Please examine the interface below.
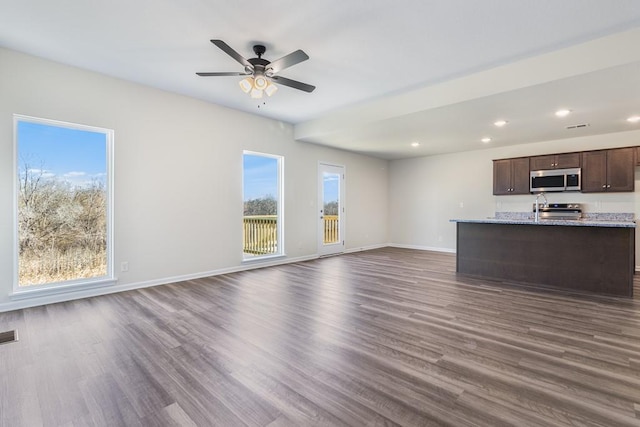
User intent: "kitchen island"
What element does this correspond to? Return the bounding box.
[452,218,635,297]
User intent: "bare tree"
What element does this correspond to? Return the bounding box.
[17,159,107,284]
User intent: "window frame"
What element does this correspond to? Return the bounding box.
[242,150,285,261]
[12,114,115,298]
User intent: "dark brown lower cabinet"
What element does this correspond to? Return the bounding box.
[456,222,634,297]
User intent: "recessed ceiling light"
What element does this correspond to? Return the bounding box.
[555,109,571,117]
[411,142,420,147]
[481,137,491,143]
[494,120,508,127]
[627,115,640,123]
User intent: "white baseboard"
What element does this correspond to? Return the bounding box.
[11,243,629,313]
[0,253,319,313]
[0,244,399,313]
[344,243,389,254]
[388,243,456,254]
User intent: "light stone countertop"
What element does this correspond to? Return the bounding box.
[450,218,636,228]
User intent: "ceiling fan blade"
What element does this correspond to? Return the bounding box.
[196,72,250,77]
[267,50,309,74]
[271,76,315,93]
[210,39,252,69]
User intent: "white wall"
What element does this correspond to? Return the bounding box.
[4,46,638,312]
[0,48,389,311]
[390,130,640,263]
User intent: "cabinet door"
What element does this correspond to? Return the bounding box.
[493,159,513,195]
[530,153,580,170]
[606,147,635,192]
[529,155,556,170]
[511,157,531,194]
[555,152,580,169]
[581,151,608,192]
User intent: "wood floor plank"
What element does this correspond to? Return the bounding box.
[140,402,198,427]
[2,247,640,426]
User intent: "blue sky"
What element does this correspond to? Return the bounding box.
[323,172,339,204]
[243,154,340,203]
[243,154,278,201]
[17,120,107,186]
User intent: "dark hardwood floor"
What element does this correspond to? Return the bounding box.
[1,247,640,426]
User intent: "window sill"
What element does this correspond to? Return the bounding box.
[11,278,117,301]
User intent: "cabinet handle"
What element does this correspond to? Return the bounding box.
[607,184,611,188]
[602,184,606,188]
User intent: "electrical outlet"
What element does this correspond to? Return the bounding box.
[121,261,129,272]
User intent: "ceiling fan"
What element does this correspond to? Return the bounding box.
[197,39,316,98]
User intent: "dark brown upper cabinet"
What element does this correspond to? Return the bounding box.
[581,147,635,192]
[493,157,530,195]
[529,153,580,170]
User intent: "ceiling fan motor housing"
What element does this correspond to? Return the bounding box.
[248,58,271,77]
[253,44,266,57]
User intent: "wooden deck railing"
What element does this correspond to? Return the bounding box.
[323,215,339,244]
[243,215,340,254]
[243,215,278,255]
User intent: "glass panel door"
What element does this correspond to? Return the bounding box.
[318,163,344,256]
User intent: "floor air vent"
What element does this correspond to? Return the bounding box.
[0,330,18,345]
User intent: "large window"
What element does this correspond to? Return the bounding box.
[14,115,114,293]
[242,151,283,259]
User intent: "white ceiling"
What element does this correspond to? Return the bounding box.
[1,1,640,159]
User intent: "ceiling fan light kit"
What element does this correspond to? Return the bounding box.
[264,82,278,97]
[239,76,278,99]
[197,39,315,99]
[239,77,253,93]
[254,75,268,90]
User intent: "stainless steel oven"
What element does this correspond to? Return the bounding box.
[532,203,582,220]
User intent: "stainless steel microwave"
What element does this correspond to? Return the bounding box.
[530,167,581,192]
